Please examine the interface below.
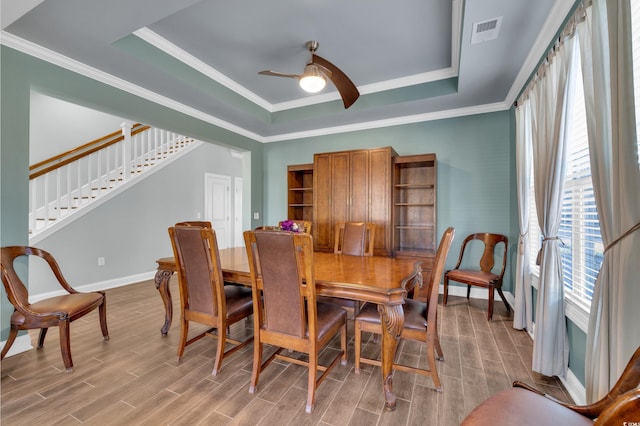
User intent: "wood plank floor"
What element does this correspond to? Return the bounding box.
[1,279,572,425]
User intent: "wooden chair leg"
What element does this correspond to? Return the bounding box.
[466,285,471,299]
[497,287,511,314]
[306,352,318,414]
[426,338,442,392]
[58,320,73,372]
[340,323,348,365]
[249,341,263,394]
[487,287,495,321]
[212,326,226,376]
[443,276,449,305]
[176,319,189,362]
[1,327,18,360]
[38,328,48,348]
[354,322,362,373]
[99,297,109,341]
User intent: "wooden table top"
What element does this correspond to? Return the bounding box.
[157,247,421,306]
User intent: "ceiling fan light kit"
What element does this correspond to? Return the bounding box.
[258,40,360,108]
[299,64,326,93]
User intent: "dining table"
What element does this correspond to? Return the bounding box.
[154,247,423,411]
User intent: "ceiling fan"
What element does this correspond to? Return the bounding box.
[258,41,360,109]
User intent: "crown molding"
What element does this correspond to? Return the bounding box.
[262,101,510,143]
[2,29,508,145]
[1,31,263,142]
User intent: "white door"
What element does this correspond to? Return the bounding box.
[234,177,243,247]
[204,173,231,249]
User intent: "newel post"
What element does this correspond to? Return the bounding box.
[121,122,132,182]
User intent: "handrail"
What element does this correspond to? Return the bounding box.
[29,123,149,180]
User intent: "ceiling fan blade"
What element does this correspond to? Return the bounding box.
[258,70,300,79]
[312,54,360,108]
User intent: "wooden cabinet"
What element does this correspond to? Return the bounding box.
[286,149,435,265]
[392,154,437,258]
[392,154,437,302]
[287,164,314,222]
[313,147,395,255]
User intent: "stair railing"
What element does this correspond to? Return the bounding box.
[29,123,197,235]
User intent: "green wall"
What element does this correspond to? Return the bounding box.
[0,45,264,342]
[0,44,588,390]
[262,111,519,283]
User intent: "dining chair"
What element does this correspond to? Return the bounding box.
[443,233,510,321]
[354,227,455,391]
[168,223,253,376]
[333,222,376,256]
[0,246,109,372]
[318,222,377,319]
[462,346,640,425]
[244,229,347,414]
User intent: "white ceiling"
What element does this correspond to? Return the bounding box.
[1,0,577,142]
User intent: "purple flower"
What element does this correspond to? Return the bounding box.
[280,220,300,232]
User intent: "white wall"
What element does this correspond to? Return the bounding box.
[27,93,246,296]
[29,91,126,164]
[29,142,244,296]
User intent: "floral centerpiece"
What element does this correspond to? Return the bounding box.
[280,219,301,232]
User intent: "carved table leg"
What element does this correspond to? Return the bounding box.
[154,269,174,335]
[377,303,405,411]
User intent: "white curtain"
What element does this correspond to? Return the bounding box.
[577,0,640,402]
[530,34,578,377]
[513,101,533,331]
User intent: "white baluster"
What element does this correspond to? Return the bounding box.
[44,173,50,225]
[55,168,61,220]
[66,163,71,217]
[30,178,37,232]
[121,122,131,182]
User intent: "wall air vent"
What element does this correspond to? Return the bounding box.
[471,16,503,44]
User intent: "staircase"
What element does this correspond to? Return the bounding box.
[29,123,201,239]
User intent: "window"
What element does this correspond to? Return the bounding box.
[558,66,602,310]
[528,3,640,315]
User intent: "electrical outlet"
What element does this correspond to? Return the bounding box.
[98,257,105,266]
[253,212,260,219]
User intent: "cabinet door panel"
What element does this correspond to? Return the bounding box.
[349,150,369,222]
[331,152,351,227]
[313,153,333,251]
[369,148,392,255]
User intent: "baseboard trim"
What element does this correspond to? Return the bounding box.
[1,334,33,358]
[560,368,586,405]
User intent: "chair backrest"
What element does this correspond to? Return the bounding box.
[176,221,212,228]
[1,246,71,310]
[244,230,316,339]
[168,224,226,319]
[425,227,455,304]
[278,220,312,234]
[455,233,508,277]
[334,222,376,256]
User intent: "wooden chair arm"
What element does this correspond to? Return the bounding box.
[401,261,423,297]
[513,346,640,419]
[595,389,640,425]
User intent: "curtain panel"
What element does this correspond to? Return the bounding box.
[578,0,640,403]
[529,33,578,377]
[514,102,533,332]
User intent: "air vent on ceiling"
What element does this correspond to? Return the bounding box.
[471,16,503,44]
